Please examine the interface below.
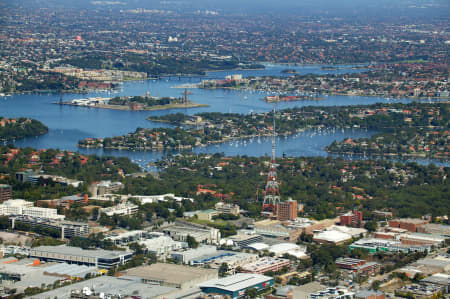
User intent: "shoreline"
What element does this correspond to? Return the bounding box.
[326,150,447,161]
[198,86,450,101]
[54,102,209,111]
[77,129,303,152]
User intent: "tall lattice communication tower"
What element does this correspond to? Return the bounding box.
[261,106,281,216]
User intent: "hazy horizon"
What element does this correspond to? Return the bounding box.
[2,0,449,18]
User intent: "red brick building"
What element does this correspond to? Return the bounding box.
[336,258,380,276]
[277,200,298,221]
[340,210,363,227]
[0,184,12,203]
[336,258,365,270]
[373,232,397,240]
[388,218,429,232]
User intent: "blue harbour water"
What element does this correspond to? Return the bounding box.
[1,64,446,168]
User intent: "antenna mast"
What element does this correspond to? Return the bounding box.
[262,106,280,217]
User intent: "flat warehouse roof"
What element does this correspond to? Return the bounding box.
[31,245,132,259]
[125,263,218,285]
[200,273,273,292]
[28,275,176,299]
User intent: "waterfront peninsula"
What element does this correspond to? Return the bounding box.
[198,63,449,100]
[0,117,48,141]
[79,103,449,160]
[57,94,208,111]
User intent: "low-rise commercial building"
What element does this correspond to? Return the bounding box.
[389,218,429,232]
[286,282,335,299]
[254,219,301,241]
[350,238,434,254]
[416,223,450,238]
[29,174,83,188]
[413,256,450,274]
[38,194,87,209]
[396,283,442,298]
[172,249,236,267]
[310,287,355,299]
[163,222,221,244]
[355,290,385,299]
[335,258,380,276]
[29,245,133,269]
[0,258,43,282]
[375,227,446,247]
[27,275,177,299]
[138,235,184,258]
[89,181,124,196]
[0,199,64,220]
[15,170,39,183]
[268,243,307,258]
[0,199,32,209]
[208,252,259,273]
[399,233,444,247]
[100,203,138,216]
[170,245,218,264]
[11,216,89,238]
[313,230,352,245]
[131,193,194,204]
[58,220,90,238]
[104,230,148,245]
[240,257,290,274]
[336,258,365,270]
[197,209,218,221]
[199,273,274,299]
[420,273,449,294]
[266,286,295,299]
[215,202,240,215]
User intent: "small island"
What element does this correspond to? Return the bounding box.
[56,92,208,111]
[0,117,48,141]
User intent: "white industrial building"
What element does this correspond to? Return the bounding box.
[215,202,240,215]
[90,193,194,203]
[138,234,185,258]
[171,245,218,264]
[313,230,353,245]
[1,199,32,209]
[30,245,132,269]
[269,243,308,259]
[134,193,194,204]
[208,252,259,272]
[163,224,221,245]
[100,203,138,217]
[0,199,64,220]
[328,225,367,238]
[89,181,124,196]
[104,230,148,245]
[313,225,367,245]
